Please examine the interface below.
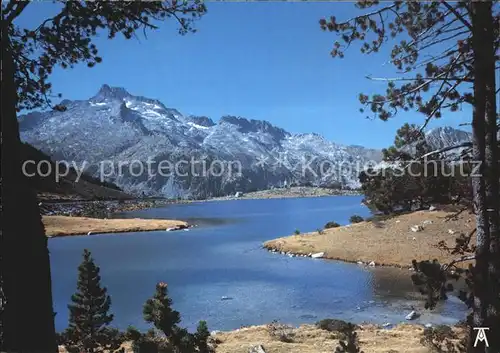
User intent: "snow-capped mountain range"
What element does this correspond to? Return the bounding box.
[18,85,471,198]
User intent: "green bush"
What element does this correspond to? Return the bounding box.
[334,322,363,353]
[420,325,464,353]
[316,319,353,333]
[349,215,364,223]
[324,221,341,229]
[294,229,301,235]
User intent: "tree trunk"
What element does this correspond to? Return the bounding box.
[1,26,58,353]
[469,2,500,352]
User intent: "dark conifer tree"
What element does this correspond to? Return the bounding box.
[61,249,123,353]
[1,3,205,351]
[194,321,212,353]
[320,2,499,351]
[128,282,213,353]
[143,282,182,339]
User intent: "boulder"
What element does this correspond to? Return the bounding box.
[448,229,455,235]
[248,345,266,353]
[405,310,420,320]
[410,225,424,232]
[368,261,376,267]
[311,252,325,258]
[429,205,437,211]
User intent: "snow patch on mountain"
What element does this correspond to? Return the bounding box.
[18,85,465,198]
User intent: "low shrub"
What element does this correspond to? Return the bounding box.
[420,325,465,353]
[324,221,341,229]
[316,319,353,334]
[349,215,364,223]
[294,229,301,235]
[333,322,363,353]
[267,320,295,343]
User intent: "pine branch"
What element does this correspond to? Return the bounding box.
[442,1,473,31]
[365,75,470,83]
[362,70,453,106]
[443,255,476,271]
[3,1,29,23]
[419,142,473,159]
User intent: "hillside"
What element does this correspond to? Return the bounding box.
[21,143,131,200]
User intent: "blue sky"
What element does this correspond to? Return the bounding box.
[16,2,472,148]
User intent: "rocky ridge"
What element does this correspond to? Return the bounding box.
[19,85,471,198]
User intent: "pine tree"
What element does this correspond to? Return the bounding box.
[129,282,213,353]
[194,321,212,353]
[334,323,363,353]
[61,249,123,353]
[143,282,182,339]
[1,3,205,351]
[320,3,499,351]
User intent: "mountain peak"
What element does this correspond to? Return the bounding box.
[219,115,288,139]
[92,84,131,101]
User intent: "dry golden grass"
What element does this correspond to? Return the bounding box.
[43,215,188,237]
[213,323,453,353]
[264,210,475,267]
[57,323,465,353]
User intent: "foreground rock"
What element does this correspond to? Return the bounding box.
[263,210,475,267]
[311,252,325,259]
[43,216,188,237]
[406,310,420,320]
[248,345,266,353]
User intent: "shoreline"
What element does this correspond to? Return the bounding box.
[39,187,361,217]
[39,198,190,218]
[209,187,361,202]
[263,209,475,268]
[43,215,188,237]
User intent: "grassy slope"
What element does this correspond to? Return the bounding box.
[58,323,466,353]
[22,142,131,200]
[213,323,465,353]
[43,216,187,237]
[264,210,475,267]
